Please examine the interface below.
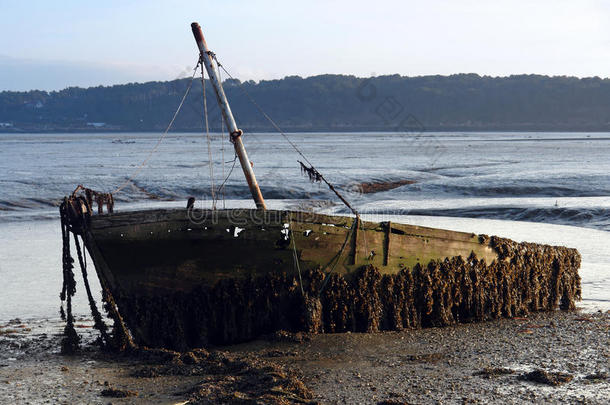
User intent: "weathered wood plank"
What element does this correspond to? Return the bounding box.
[87,208,501,296]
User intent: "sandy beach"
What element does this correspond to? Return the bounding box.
[1,310,608,404]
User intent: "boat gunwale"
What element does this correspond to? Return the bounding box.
[88,208,484,243]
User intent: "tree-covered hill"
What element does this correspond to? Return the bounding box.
[1,73,610,132]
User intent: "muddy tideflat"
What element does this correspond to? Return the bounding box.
[0,310,608,404]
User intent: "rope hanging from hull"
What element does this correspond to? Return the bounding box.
[58,187,135,353]
[72,232,111,347]
[59,197,79,354]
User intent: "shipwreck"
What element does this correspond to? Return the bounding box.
[58,23,581,352]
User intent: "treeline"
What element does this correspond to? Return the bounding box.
[1,73,610,132]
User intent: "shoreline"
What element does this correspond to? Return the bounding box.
[1,310,608,404]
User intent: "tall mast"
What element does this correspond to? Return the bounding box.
[191,22,267,210]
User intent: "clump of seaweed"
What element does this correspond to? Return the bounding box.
[130,347,315,404]
[584,372,609,382]
[473,367,516,378]
[111,236,581,349]
[518,369,574,386]
[100,387,138,398]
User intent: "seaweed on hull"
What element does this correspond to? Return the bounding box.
[114,236,580,351]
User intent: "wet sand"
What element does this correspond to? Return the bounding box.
[1,310,608,404]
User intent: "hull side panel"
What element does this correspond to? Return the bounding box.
[85,209,581,348]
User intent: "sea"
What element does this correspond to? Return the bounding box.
[1,131,609,321]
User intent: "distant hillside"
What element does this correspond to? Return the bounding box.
[1,73,610,132]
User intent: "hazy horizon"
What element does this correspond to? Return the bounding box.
[2,0,609,92]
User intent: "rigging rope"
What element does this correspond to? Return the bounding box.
[213,56,359,217]
[111,58,201,195]
[218,64,226,208]
[288,213,305,296]
[215,154,238,198]
[201,62,216,208]
[298,160,359,217]
[220,123,226,208]
[317,219,357,296]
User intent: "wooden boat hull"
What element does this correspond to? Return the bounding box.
[81,208,581,349]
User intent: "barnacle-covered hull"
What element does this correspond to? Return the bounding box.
[81,208,581,350]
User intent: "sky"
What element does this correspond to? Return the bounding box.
[1,0,610,91]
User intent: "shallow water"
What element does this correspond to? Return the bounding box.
[2,132,610,229]
[0,132,608,320]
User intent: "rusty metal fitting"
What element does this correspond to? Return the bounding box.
[230,129,243,143]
